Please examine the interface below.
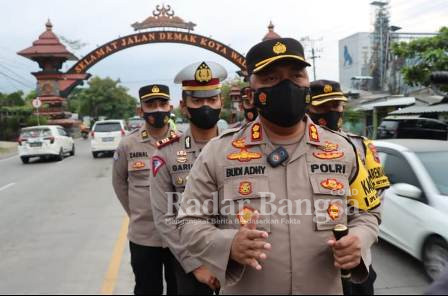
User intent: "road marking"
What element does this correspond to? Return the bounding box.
[101,216,129,295]
[0,183,15,192]
[0,155,17,162]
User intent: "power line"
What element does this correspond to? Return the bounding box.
[0,70,33,89]
[0,63,34,86]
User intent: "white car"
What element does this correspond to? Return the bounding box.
[18,125,75,164]
[375,139,448,281]
[91,120,128,158]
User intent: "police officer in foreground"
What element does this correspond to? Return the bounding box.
[308,79,390,295]
[230,86,259,129]
[112,84,177,295]
[150,61,227,294]
[176,37,382,294]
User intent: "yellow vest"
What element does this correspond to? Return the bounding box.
[363,139,391,190]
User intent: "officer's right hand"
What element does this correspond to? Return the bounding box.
[230,211,271,270]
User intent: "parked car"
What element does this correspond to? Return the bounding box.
[377,117,448,140]
[127,116,145,131]
[375,139,448,281]
[91,120,128,158]
[18,125,75,164]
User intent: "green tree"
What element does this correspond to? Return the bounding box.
[392,27,448,91]
[69,76,138,120]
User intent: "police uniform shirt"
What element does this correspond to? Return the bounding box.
[112,124,173,247]
[177,116,382,294]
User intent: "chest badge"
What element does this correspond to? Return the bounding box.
[327,201,343,221]
[227,139,262,162]
[321,178,344,191]
[320,142,339,152]
[175,176,185,186]
[239,181,253,196]
[313,151,344,160]
[176,150,188,163]
[132,161,146,169]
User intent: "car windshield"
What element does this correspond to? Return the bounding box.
[20,128,52,139]
[94,122,121,132]
[417,152,448,196]
[379,121,399,129]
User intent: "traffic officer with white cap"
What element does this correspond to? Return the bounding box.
[150,61,227,294]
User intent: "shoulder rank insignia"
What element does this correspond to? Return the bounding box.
[309,124,320,142]
[321,178,344,191]
[152,156,165,177]
[237,206,255,226]
[157,132,180,149]
[251,123,262,141]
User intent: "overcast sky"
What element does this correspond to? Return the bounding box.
[0,0,446,105]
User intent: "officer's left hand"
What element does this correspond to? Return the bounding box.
[328,234,362,270]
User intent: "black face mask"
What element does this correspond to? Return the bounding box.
[143,111,171,129]
[254,79,310,127]
[309,111,344,131]
[244,107,258,122]
[187,106,221,130]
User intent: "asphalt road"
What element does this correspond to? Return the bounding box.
[0,139,432,295]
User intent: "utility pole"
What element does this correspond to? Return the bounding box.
[300,36,322,81]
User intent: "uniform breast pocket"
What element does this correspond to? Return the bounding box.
[310,175,349,231]
[128,159,151,188]
[171,172,189,192]
[223,176,271,233]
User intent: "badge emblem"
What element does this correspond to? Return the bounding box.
[237,206,255,226]
[152,156,165,177]
[239,181,253,196]
[313,151,345,160]
[227,150,263,162]
[141,130,149,140]
[152,85,160,93]
[324,84,333,93]
[327,201,343,221]
[176,150,188,163]
[175,176,184,186]
[251,123,262,141]
[133,161,146,169]
[309,124,320,142]
[195,62,212,83]
[273,42,287,54]
[259,92,267,105]
[320,142,339,152]
[232,138,246,149]
[321,179,344,191]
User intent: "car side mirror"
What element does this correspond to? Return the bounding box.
[392,183,422,200]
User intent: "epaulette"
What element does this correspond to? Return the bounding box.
[156,131,181,149]
[217,127,241,139]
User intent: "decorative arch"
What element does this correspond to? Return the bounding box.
[67,31,247,74]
